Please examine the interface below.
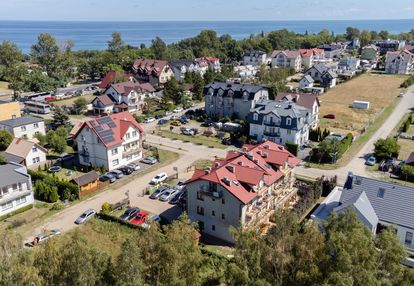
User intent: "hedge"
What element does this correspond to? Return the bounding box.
[401,165,414,182]
[0,204,33,222]
[285,141,299,156]
[400,75,414,88]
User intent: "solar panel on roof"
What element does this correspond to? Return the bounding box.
[102,136,115,144]
[98,130,113,137]
[107,122,116,128]
[97,117,111,125]
[95,126,103,132]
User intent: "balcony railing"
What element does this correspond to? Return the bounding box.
[263,131,280,137]
[199,186,223,198]
[123,146,141,156]
[263,121,280,127]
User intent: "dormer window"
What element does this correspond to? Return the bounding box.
[253,113,258,121]
[286,118,292,126]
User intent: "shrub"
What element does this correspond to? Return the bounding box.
[400,75,414,88]
[101,202,112,214]
[34,180,59,203]
[401,165,414,182]
[285,141,299,156]
[402,118,411,132]
[50,201,64,211]
[374,137,400,160]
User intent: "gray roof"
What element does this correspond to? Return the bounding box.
[243,50,266,57]
[335,191,379,229]
[311,63,329,74]
[0,116,43,128]
[170,60,197,69]
[340,173,414,230]
[204,82,267,100]
[302,75,314,83]
[252,99,310,118]
[1,152,24,164]
[0,163,30,187]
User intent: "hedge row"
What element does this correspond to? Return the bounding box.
[400,75,414,88]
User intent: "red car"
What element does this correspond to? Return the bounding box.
[323,114,336,119]
[130,211,149,225]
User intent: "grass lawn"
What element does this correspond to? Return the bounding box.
[0,81,11,95]
[157,129,227,149]
[397,138,414,161]
[51,94,95,108]
[318,73,407,136]
[191,159,213,170]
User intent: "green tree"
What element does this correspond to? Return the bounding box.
[360,29,372,47]
[46,129,68,154]
[108,32,125,53]
[4,64,27,98]
[31,33,61,76]
[0,129,13,150]
[73,97,88,114]
[191,72,204,101]
[0,40,24,69]
[52,106,72,130]
[163,77,181,104]
[114,238,144,286]
[345,27,361,41]
[0,154,6,165]
[34,179,59,202]
[374,137,400,160]
[151,36,167,59]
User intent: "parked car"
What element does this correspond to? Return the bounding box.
[144,117,155,123]
[179,117,189,124]
[173,107,183,113]
[323,114,336,119]
[149,185,169,199]
[130,211,149,225]
[141,156,158,165]
[109,169,124,179]
[170,120,181,126]
[158,119,168,125]
[155,113,166,119]
[159,188,179,202]
[185,110,195,116]
[182,128,195,136]
[57,153,74,162]
[398,92,405,97]
[165,111,173,116]
[75,209,96,224]
[120,207,140,221]
[101,173,116,183]
[140,214,161,229]
[151,172,168,185]
[169,190,184,204]
[28,229,61,247]
[118,166,133,175]
[127,162,141,171]
[365,156,376,166]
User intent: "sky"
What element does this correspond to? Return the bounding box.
[1,0,414,21]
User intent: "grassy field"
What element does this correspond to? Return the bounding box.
[0,81,11,95]
[51,94,95,107]
[397,138,414,161]
[318,73,407,136]
[157,128,227,149]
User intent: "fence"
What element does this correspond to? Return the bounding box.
[79,180,109,199]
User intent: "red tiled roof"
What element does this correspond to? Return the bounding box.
[73,112,144,148]
[185,141,300,204]
[275,92,320,111]
[299,49,313,57]
[99,71,133,89]
[110,81,155,96]
[132,59,169,77]
[92,94,114,106]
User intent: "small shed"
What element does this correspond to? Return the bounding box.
[71,171,99,194]
[352,100,370,110]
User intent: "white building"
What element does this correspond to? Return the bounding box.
[299,75,315,89]
[0,162,34,217]
[4,138,47,168]
[0,116,45,139]
[242,50,268,66]
[72,112,144,171]
[248,100,311,146]
[385,49,414,75]
[271,50,302,71]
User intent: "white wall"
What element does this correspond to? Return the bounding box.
[76,126,110,170]
[0,121,46,139]
[0,181,34,216]
[25,146,47,167]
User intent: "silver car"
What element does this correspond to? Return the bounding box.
[75,209,96,224]
[127,163,141,171]
[109,169,123,179]
[159,189,179,202]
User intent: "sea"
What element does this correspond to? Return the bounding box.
[1,19,414,53]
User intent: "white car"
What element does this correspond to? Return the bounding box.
[144,117,155,123]
[150,172,168,185]
[75,209,96,224]
[173,107,183,113]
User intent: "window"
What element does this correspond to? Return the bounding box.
[12,184,18,191]
[111,148,118,155]
[196,206,204,215]
[1,201,13,211]
[1,186,9,196]
[197,191,204,201]
[212,210,215,216]
[212,225,216,231]
[15,196,26,206]
[32,146,38,153]
[405,232,413,245]
[253,113,258,121]
[125,133,130,139]
[377,188,385,198]
[32,157,40,164]
[112,159,119,166]
[222,198,225,205]
[287,129,291,135]
[21,126,26,131]
[34,123,39,129]
[132,131,137,137]
[222,213,225,220]
[198,221,204,231]
[286,118,292,126]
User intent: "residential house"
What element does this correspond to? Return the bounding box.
[361,45,380,62]
[0,116,45,139]
[299,49,314,68]
[170,60,202,81]
[242,50,268,66]
[347,38,361,50]
[385,49,414,75]
[195,57,221,73]
[72,112,144,171]
[303,63,337,89]
[102,81,156,113]
[0,101,21,121]
[338,56,361,71]
[99,70,135,89]
[185,141,300,243]
[275,92,320,129]
[299,75,314,89]
[271,50,302,71]
[3,138,47,168]
[70,171,99,197]
[311,172,414,251]
[0,162,34,217]
[248,100,311,146]
[132,59,174,86]
[373,39,405,54]
[204,82,269,120]
[317,44,343,59]
[91,94,115,115]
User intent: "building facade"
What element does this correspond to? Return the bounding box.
[248,100,311,146]
[385,50,414,74]
[271,50,302,71]
[204,82,269,120]
[0,163,34,217]
[4,138,47,168]
[185,141,300,243]
[73,112,144,171]
[0,116,45,139]
[132,59,174,86]
[243,50,268,66]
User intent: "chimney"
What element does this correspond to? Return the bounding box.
[262,152,268,158]
[205,167,212,174]
[222,177,232,186]
[226,165,235,173]
[238,161,243,166]
[344,172,354,189]
[214,162,221,168]
[278,146,284,151]
[264,144,270,149]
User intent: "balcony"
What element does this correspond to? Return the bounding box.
[199,185,223,198]
[123,146,141,156]
[263,121,280,127]
[263,131,280,137]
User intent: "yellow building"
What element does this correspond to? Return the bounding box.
[0,101,21,121]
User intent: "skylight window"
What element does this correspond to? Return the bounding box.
[377,188,385,198]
